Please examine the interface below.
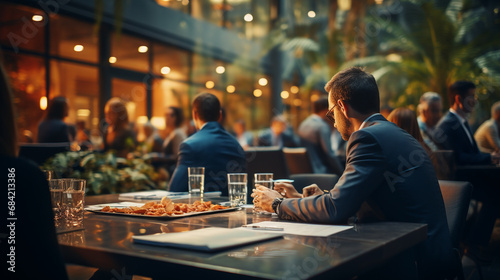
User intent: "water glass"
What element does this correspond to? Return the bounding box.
[64,179,86,228]
[253,173,273,214]
[227,173,247,207]
[188,167,205,198]
[48,179,65,228]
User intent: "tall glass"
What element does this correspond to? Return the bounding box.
[253,173,273,214]
[227,173,247,206]
[48,179,65,228]
[188,167,205,201]
[64,179,86,228]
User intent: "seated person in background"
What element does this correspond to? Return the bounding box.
[298,96,343,175]
[162,106,187,173]
[0,62,68,279]
[169,93,246,196]
[140,122,163,153]
[433,81,500,165]
[253,67,455,280]
[474,101,500,153]
[103,97,136,158]
[432,81,500,262]
[232,119,254,150]
[75,120,92,150]
[37,96,72,143]
[388,107,430,153]
[417,92,442,151]
[257,115,297,148]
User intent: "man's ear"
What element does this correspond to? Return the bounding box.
[338,100,349,118]
[455,95,462,107]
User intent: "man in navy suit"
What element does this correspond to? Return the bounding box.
[253,67,455,279]
[257,115,297,148]
[169,93,246,196]
[433,81,500,262]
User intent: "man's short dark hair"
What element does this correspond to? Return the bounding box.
[313,96,329,113]
[448,81,476,106]
[192,92,221,122]
[324,67,380,114]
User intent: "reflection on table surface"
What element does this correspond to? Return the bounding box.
[58,195,427,279]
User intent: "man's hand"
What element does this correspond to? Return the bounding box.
[491,152,500,165]
[273,183,302,198]
[251,185,282,213]
[302,184,324,197]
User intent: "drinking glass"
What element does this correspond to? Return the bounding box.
[188,167,205,200]
[227,173,247,207]
[64,179,86,228]
[253,173,273,214]
[48,179,65,228]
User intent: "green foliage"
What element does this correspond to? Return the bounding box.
[42,151,162,195]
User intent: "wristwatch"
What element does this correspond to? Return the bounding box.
[272,197,284,214]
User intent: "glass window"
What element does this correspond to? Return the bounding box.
[111,78,147,123]
[191,0,224,27]
[253,74,271,130]
[152,79,191,130]
[192,53,225,88]
[3,51,46,143]
[50,15,98,63]
[111,34,149,73]
[50,61,99,130]
[153,43,190,82]
[0,3,45,53]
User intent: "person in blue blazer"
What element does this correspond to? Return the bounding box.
[169,93,246,196]
[253,67,455,279]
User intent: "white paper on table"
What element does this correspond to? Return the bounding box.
[238,221,352,237]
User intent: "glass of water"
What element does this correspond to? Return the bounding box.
[253,173,273,214]
[48,179,65,228]
[188,167,205,200]
[64,179,86,228]
[227,173,247,207]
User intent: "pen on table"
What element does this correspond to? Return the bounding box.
[242,225,284,231]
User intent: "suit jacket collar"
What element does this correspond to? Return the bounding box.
[359,113,386,130]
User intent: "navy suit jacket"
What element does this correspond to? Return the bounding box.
[432,112,491,165]
[169,122,247,196]
[257,129,297,148]
[278,115,454,279]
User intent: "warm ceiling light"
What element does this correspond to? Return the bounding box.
[109,56,117,63]
[338,0,351,11]
[138,45,148,53]
[137,116,149,124]
[216,66,225,74]
[205,81,215,89]
[375,0,383,4]
[293,99,303,106]
[161,66,171,74]
[253,89,263,97]
[258,78,268,86]
[281,91,290,99]
[227,85,235,93]
[77,109,91,117]
[244,13,253,22]
[308,11,316,18]
[32,15,43,22]
[290,86,299,94]
[74,45,84,52]
[40,96,47,110]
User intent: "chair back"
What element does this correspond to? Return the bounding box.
[283,147,314,174]
[290,173,339,193]
[439,180,473,248]
[245,147,290,203]
[19,143,71,165]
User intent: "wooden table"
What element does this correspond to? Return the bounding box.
[58,195,427,279]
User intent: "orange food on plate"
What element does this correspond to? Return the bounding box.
[100,197,229,216]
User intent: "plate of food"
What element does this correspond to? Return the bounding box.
[86,197,241,219]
